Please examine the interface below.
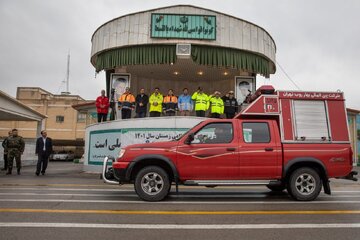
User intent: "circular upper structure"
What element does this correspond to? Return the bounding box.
[91,5,276,77]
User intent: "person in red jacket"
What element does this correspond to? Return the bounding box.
[95,90,109,122]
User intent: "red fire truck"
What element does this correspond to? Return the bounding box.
[102,86,357,201]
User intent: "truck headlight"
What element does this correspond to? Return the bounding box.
[118,149,126,159]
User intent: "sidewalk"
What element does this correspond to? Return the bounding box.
[0,161,104,186]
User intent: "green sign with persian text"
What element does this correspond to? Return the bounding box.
[151,13,216,40]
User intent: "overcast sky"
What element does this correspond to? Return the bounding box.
[0,0,359,108]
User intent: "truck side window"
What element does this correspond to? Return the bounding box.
[193,123,233,144]
[242,122,270,143]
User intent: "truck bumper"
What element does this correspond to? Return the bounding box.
[102,156,120,185]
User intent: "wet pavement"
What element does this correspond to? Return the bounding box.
[0,162,359,240]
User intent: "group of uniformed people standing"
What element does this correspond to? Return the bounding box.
[96,87,239,122]
[191,87,239,119]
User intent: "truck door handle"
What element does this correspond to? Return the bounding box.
[226,148,236,151]
[265,148,274,152]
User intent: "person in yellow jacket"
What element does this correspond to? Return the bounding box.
[149,87,163,117]
[118,87,135,119]
[191,87,209,117]
[208,91,224,118]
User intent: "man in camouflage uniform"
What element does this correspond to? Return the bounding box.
[1,131,12,171]
[6,129,25,175]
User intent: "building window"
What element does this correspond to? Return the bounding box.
[77,112,87,123]
[56,115,64,123]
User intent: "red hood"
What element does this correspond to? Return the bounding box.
[124,140,178,150]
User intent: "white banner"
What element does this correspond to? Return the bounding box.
[88,128,187,165]
[85,117,205,166]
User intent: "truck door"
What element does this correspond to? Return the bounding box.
[239,120,281,179]
[176,122,239,180]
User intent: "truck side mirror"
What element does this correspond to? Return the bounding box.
[185,133,194,145]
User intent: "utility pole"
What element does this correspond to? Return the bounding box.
[61,51,71,95]
[66,51,70,93]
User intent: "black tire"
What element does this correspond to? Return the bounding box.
[287,167,322,201]
[105,167,115,180]
[134,166,171,202]
[266,183,286,192]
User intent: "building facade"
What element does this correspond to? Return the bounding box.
[0,87,90,142]
[90,5,277,104]
[0,90,47,166]
[71,101,98,127]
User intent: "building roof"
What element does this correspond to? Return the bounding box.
[72,101,96,111]
[347,108,360,114]
[17,87,85,101]
[91,4,276,77]
[91,4,276,50]
[0,90,47,121]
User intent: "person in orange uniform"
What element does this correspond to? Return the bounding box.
[118,87,135,119]
[163,89,178,116]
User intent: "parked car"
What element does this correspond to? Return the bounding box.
[50,151,75,161]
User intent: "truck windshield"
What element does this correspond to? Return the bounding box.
[174,121,204,141]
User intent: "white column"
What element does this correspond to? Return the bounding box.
[36,119,45,138]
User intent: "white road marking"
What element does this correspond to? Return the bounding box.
[0,193,132,197]
[1,222,360,229]
[332,191,360,193]
[0,192,360,199]
[1,198,360,205]
[0,187,129,192]
[0,187,359,193]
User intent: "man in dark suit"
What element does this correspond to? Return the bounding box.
[135,88,149,118]
[35,130,53,176]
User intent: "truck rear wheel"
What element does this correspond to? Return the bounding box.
[287,167,322,201]
[134,166,171,202]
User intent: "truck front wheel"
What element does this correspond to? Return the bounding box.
[287,167,322,201]
[134,166,171,202]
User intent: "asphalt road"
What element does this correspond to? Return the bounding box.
[0,162,359,240]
